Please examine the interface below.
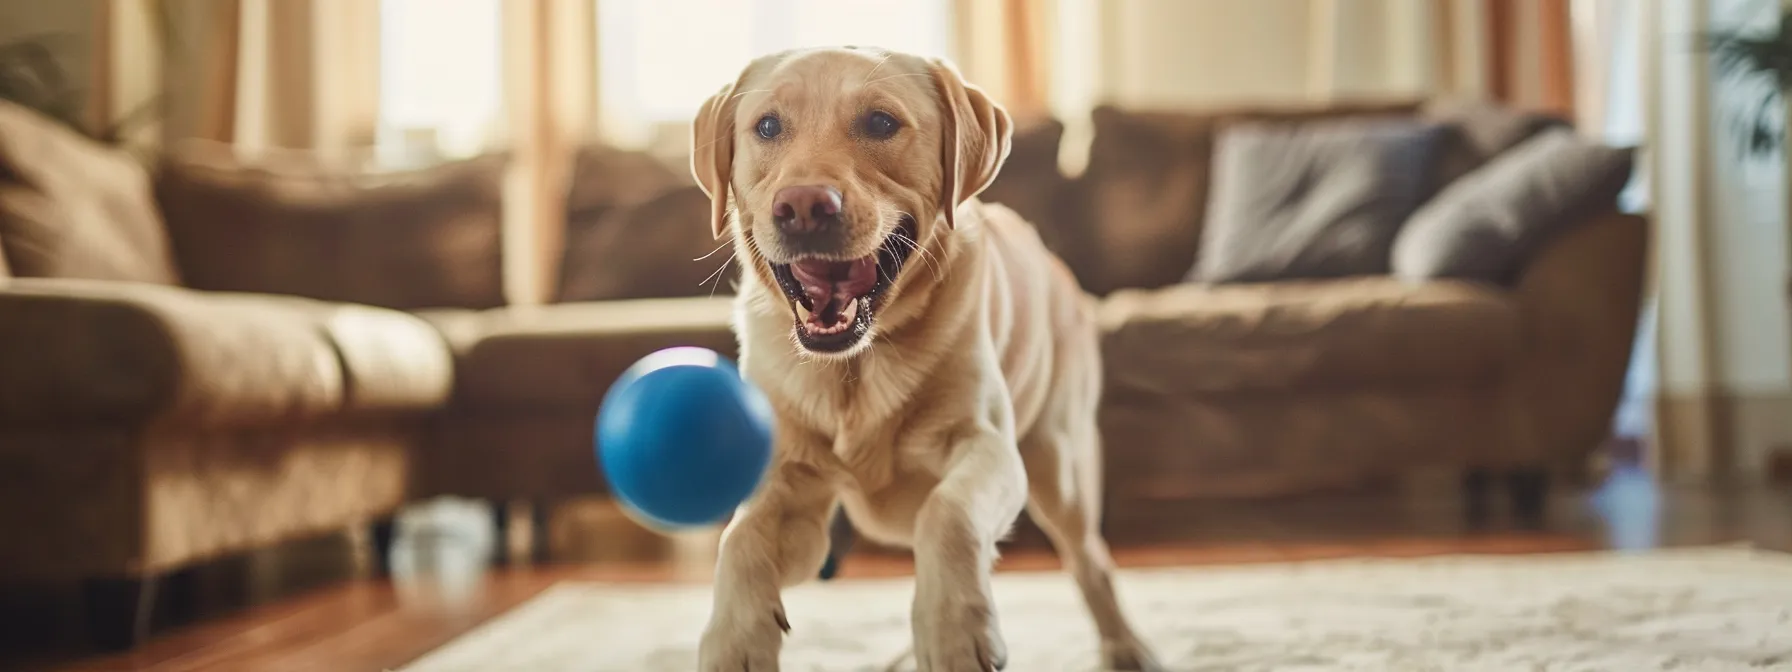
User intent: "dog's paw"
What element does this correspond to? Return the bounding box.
[913,594,1006,672]
[697,608,788,672]
[1101,637,1164,672]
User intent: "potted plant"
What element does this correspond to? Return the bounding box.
[1705,6,1792,317]
[1705,8,1792,157]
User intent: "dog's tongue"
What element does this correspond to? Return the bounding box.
[791,257,877,325]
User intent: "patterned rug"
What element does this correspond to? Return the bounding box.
[399,547,1792,671]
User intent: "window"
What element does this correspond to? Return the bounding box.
[377,0,504,166]
[596,0,956,147]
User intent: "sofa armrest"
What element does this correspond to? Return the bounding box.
[0,278,349,427]
[1511,210,1650,461]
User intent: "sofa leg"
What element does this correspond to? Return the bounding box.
[1505,467,1551,531]
[1461,468,1493,530]
[490,501,513,567]
[529,500,552,564]
[370,517,397,575]
[83,576,157,652]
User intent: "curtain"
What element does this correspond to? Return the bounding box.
[93,0,595,305]
[1479,0,1578,115]
[499,0,598,305]
[88,0,167,150]
[954,0,1055,121]
[154,0,380,156]
[1263,0,1578,111]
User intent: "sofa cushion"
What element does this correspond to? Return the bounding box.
[1098,277,1520,394]
[558,185,735,302]
[566,144,691,222]
[0,101,182,284]
[0,279,453,425]
[1421,97,1570,186]
[0,279,343,425]
[1392,128,1636,284]
[422,297,737,409]
[302,302,456,413]
[1078,101,1420,295]
[155,144,508,310]
[1192,119,1444,283]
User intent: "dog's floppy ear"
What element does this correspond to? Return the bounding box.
[928,58,1013,230]
[691,81,739,240]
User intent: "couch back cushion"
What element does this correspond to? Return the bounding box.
[1393,127,1636,284]
[1077,101,1419,295]
[559,185,738,302]
[1193,119,1445,283]
[155,145,509,310]
[1421,97,1570,186]
[0,101,181,284]
[556,145,729,302]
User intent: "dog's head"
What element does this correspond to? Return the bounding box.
[691,47,1012,357]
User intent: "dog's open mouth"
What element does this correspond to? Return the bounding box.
[770,217,917,353]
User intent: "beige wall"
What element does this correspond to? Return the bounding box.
[1098,0,1313,108]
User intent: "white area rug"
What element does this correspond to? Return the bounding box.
[400,547,1792,671]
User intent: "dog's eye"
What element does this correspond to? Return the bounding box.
[756,115,782,140]
[860,111,901,140]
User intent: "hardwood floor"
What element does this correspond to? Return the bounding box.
[17,470,1792,672]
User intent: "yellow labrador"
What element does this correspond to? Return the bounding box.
[690,47,1159,672]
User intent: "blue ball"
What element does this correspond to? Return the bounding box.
[596,347,774,530]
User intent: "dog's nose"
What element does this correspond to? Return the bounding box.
[772,185,843,235]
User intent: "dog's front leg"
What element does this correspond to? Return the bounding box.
[913,423,1028,672]
[699,439,837,672]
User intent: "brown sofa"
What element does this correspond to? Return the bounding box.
[0,102,482,650]
[1007,102,1648,524]
[1092,215,1642,509]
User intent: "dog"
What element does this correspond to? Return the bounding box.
[689,47,1160,672]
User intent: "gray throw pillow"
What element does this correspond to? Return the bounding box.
[1391,128,1635,284]
[1191,119,1444,284]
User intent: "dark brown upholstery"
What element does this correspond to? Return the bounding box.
[155,144,509,310]
[419,297,737,499]
[558,185,735,302]
[557,145,723,302]
[1100,278,1521,393]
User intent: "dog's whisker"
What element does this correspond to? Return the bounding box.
[693,239,732,262]
[700,250,738,298]
[863,72,933,87]
[893,228,944,283]
[862,52,895,83]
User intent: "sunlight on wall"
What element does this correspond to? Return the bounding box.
[378,0,504,164]
[595,0,955,149]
